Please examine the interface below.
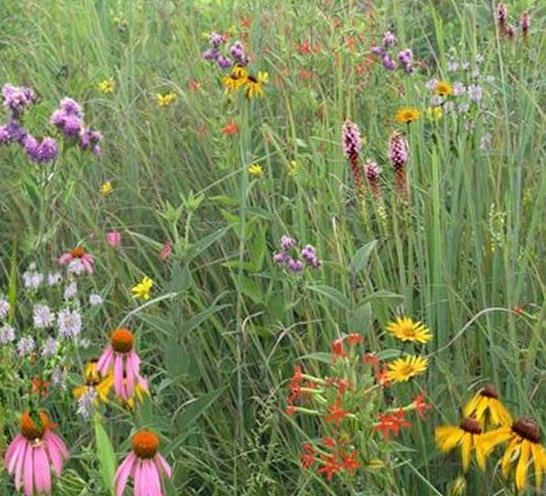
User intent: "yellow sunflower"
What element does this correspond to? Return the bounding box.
[434,80,453,97]
[435,417,486,472]
[395,107,421,124]
[73,360,113,404]
[385,355,428,383]
[386,316,432,344]
[245,71,268,99]
[481,417,546,491]
[463,385,512,427]
[223,65,249,93]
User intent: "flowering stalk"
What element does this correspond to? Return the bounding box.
[388,132,409,203]
[342,120,364,196]
[364,160,387,223]
[520,11,530,42]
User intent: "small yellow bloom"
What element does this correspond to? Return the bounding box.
[385,355,428,382]
[131,276,154,300]
[156,91,177,107]
[435,80,453,97]
[427,106,443,120]
[463,385,512,427]
[386,316,432,344]
[98,78,115,94]
[73,360,113,405]
[245,71,268,99]
[125,382,149,409]
[435,417,486,472]
[395,107,421,124]
[248,164,263,177]
[223,65,249,93]
[287,160,299,177]
[100,181,113,196]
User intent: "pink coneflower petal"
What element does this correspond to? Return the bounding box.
[147,459,163,495]
[5,435,24,473]
[115,452,136,496]
[34,446,52,494]
[14,440,28,490]
[114,353,125,399]
[97,346,113,375]
[156,454,172,479]
[44,431,68,475]
[134,459,144,496]
[23,446,34,496]
[58,253,72,265]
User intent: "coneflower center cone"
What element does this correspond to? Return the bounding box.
[111,328,134,353]
[20,412,48,440]
[132,430,160,459]
[70,246,86,258]
[460,417,482,434]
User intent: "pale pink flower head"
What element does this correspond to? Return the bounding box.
[159,240,172,262]
[58,246,95,275]
[4,411,69,496]
[97,328,148,402]
[106,231,122,248]
[115,429,172,496]
[388,132,409,170]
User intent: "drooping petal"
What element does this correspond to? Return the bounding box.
[531,442,546,489]
[146,459,163,496]
[33,446,52,494]
[23,445,34,496]
[134,459,144,496]
[155,454,172,479]
[473,434,486,470]
[5,436,25,474]
[114,354,125,400]
[501,438,519,478]
[14,440,28,490]
[115,452,136,496]
[481,427,513,456]
[461,433,473,472]
[44,432,68,475]
[515,441,531,491]
[125,353,136,399]
[58,253,72,265]
[97,347,114,375]
[435,426,464,452]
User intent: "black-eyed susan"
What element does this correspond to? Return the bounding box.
[385,355,428,383]
[481,417,546,491]
[463,385,512,427]
[435,417,486,472]
[434,80,453,97]
[386,316,432,344]
[245,71,268,99]
[395,107,421,124]
[223,65,248,93]
[73,360,113,404]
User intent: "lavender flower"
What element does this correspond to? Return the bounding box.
[0,298,9,320]
[1,84,36,116]
[371,46,386,57]
[202,48,219,61]
[17,336,35,356]
[398,49,413,73]
[79,128,103,156]
[0,120,27,145]
[209,32,226,48]
[301,245,321,269]
[89,293,103,306]
[216,55,232,70]
[0,325,15,344]
[280,235,297,250]
[520,11,530,40]
[57,308,82,339]
[64,281,78,299]
[287,258,304,273]
[273,251,291,265]
[383,31,396,47]
[23,265,44,289]
[41,337,58,357]
[453,82,466,96]
[77,388,97,419]
[468,85,483,102]
[33,304,55,329]
[24,136,58,163]
[382,56,396,71]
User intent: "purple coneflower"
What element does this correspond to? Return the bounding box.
[58,246,95,274]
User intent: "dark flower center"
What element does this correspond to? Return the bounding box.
[480,385,498,399]
[460,417,482,434]
[512,418,541,444]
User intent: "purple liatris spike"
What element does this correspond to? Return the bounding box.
[342,120,364,194]
[364,160,382,197]
[280,235,296,250]
[383,31,396,47]
[388,132,408,170]
[496,3,507,31]
[520,11,530,40]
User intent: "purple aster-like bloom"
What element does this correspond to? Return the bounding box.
[287,258,304,273]
[57,307,82,339]
[79,128,103,155]
[16,336,35,356]
[398,49,413,73]
[216,55,232,70]
[273,251,290,265]
[383,31,396,47]
[382,56,396,71]
[41,337,58,357]
[468,84,483,102]
[371,46,386,57]
[1,84,36,116]
[60,97,83,117]
[33,304,55,329]
[301,245,321,269]
[24,135,58,163]
[0,324,15,344]
[209,32,226,48]
[0,120,28,144]
[280,235,297,250]
[202,48,220,61]
[229,41,249,65]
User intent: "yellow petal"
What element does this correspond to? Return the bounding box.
[515,441,531,491]
[531,443,546,488]
[501,438,519,478]
[473,434,487,470]
[435,426,464,452]
[463,395,480,417]
[481,427,512,456]
[461,433,472,472]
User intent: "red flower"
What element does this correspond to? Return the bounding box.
[189,80,200,92]
[362,352,379,367]
[413,392,431,420]
[300,443,315,468]
[373,409,411,440]
[331,338,347,362]
[336,378,351,395]
[322,436,336,448]
[325,399,348,426]
[288,365,303,402]
[285,405,297,416]
[159,240,172,262]
[346,332,364,346]
[341,450,360,475]
[317,453,342,480]
[222,120,239,136]
[31,376,50,397]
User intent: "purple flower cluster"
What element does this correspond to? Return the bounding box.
[388,132,408,171]
[50,97,103,155]
[370,31,413,73]
[2,84,36,117]
[201,32,249,70]
[496,3,531,41]
[273,236,321,273]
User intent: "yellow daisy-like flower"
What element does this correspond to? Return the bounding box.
[98,78,115,94]
[156,91,177,107]
[436,417,486,472]
[395,107,421,124]
[245,71,268,99]
[481,417,546,491]
[131,276,154,300]
[73,360,113,405]
[463,385,512,427]
[386,316,432,344]
[385,355,428,382]
[248,164,263,177]
[223,65,249,93]
[100,181,113,196]
[427,106,443,120]
[125,381,149,409]
[434,80,453,97]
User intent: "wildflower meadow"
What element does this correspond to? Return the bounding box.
[1,0,545,495]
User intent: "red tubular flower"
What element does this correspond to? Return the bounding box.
[346,332,364,346]
[325,399,349,426]
[300,443,315,468]
[362,352,380,367]
[413,392,432,420]
[373,409,412,440]
[341,450,360,475]
[317,453,343,480]
[331,338,347,362]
